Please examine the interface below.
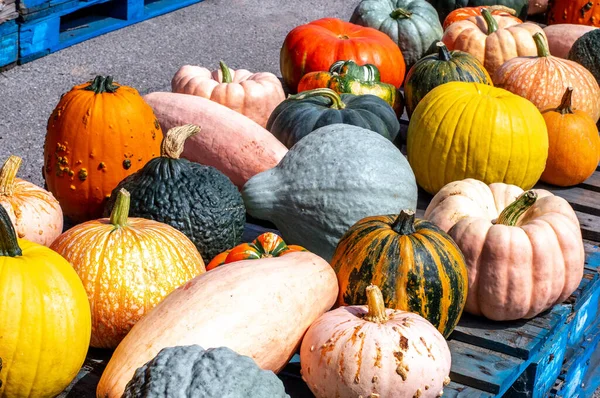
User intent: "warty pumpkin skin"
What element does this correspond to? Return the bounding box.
[493,32,600,122]
[568,29,600,87]
[171,61,285,128]
[300,285,451,398]
[547,0,600,27]
[332,210,468,338]
[44,76,161,223]
[280,18,406,93]
[0,205,91,398]
[443,5,522,29]
[50,189,205,349]
[350,0,444,70]
[404,42,492,117]
[0,155,63,246]
[424,179,585,321]
[96,251,339,398]
[442,9,546,77]
[407,82,549,195]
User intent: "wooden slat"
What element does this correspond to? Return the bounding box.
[535,184,600,217]
[444,381,494,398]
[575,211,600,243]
[580,171,600,193]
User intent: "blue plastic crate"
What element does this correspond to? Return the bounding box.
[0,20,18,69]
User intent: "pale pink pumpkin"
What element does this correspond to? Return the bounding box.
[171,62,285,128]
[0,155,63,246]
[300,285,451,398]
[543,24,598,58]
[424,179,585,321]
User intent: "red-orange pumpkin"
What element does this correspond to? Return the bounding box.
[547,0,600,27]
[443,5,522,30]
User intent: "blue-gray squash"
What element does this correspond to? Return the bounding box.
[242,123,418,261]
[122,345,289,398]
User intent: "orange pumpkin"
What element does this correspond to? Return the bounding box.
[493,32,600,121]
[547,0,600,27]
[540,87,600,186]
[44,76,162,223]
[443,5,522,30]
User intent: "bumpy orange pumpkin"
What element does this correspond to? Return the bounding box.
[44,76,162,223]
[547,0,600,27]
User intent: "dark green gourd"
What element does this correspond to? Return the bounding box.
[104,125,245,263]
[122,345,289,398]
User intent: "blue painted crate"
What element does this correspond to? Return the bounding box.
[18,0,204,64]
[0,20,18,69]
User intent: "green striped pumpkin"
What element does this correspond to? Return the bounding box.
[331,209,468,337]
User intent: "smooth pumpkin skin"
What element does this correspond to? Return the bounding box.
[331,211,468,338]
[350,0,444,70]
[50,190,205,349]
[493,33,600,122]
[44,76,161,223]
[300,286,451,398]
[442,12,546,77]
[426,0,529,22]
[569,29,600,86]
[540,88,600,187]
[443,5,522,29]
[547,0,600,26]
[0,156,63,246]
[404,42,492,117]
[96,252,339,398]
[528,0,548,15]
[543,24,597,59]
[424,179,585,321]
[407,82,549,195]
[280,18,406,93]
[171,63,285,128]
[0,210,91,397]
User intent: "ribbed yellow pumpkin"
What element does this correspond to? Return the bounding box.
[0,205,91,398]
[407,82,548,195]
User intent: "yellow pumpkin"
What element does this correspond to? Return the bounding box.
[407,82,548,195]
[0,205,91,398]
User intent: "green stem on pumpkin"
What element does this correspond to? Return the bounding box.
[391,210,417,235]
[495,191,538,226]
[286,88,346,109]
[220,61,233,83]
[390,8,413,19]
[437,42,452,62]
[0,204,22,257]
[160,124,201,159]
[556,87,574,115]
[83,76,119,94]
[0,155,22,196]
[481,8,499,35]
[533,32,550,57]
[110,188,131,227]
[364,285,389,323]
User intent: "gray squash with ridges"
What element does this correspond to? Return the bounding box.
[122,345,289,398]
[242,124,418,261]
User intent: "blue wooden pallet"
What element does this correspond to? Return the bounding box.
[0,20,18,69]
[18,0,204,64]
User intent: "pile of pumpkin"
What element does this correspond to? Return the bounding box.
[1,0,599,397]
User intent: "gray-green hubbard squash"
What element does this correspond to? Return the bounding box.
[568,29,600,87]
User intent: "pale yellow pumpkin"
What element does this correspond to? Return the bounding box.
[407,82,548,195]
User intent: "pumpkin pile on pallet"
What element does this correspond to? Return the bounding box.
[1,0,600,397]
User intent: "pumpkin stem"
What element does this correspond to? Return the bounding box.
[390,8,413,19]
[110,188,131,227]
[481,8,498,35]
[495,190,537,226]
[364,285,389,323]
[0,204,22,257]
[533,32,550,57]
[391,210,417,235]
[487,5,517,15]
[160,124,202,159]
[557,87,574,114]
[287,88,346,110]
[436,42,452,62]
[84,76,119,94]
[220,60,233,83]
[0,155,22,197]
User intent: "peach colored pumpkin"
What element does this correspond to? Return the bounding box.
[171,62,285,128]
[300,285,451,398]
[96,251,339,398]
[143,91,288,189]
[424,179,585,321]
[0,155,63,246]
[543,24,598,58]
[442,9,545,77]
[493,32,600,121]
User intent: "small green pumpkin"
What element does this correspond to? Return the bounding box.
[568,29,600,87]
[122,345,289,398]
[404,42,493,117]
[351,0,444,71]
[104,125,245,263]
[267,88,400,148]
